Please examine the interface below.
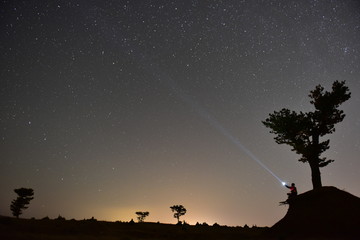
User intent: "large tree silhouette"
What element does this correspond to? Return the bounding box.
[263,81,351,189]
[10,188,34,218]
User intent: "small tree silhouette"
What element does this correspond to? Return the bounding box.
[170,205,186,223]
[135,211,149,222]
[10,188,34,218]
[263,81,351,189]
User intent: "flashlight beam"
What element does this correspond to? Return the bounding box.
[169,82,284,185]
[117,43,284,185]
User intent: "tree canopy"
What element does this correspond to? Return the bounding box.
[10,188,34,218]
[262,81,351,189]
[135,211,149,222]
[170,205,187,223]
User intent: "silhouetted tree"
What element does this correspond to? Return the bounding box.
[170,205,186,223]
[263,81,351,189]
[135,211,149,222]
[10,188,34,218]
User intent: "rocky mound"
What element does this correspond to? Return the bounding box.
[269,186,360,239]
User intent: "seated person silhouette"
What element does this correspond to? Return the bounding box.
[285,183,297,199]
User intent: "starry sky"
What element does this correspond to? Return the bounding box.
[1,0,360,227]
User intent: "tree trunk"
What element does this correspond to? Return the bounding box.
[309,161,322,189]
[310,133,322,189]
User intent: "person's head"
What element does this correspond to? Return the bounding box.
[291,183,295,187]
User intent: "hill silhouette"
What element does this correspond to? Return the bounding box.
[269,186,360,239]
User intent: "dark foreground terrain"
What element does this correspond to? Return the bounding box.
[270,186,360,240]
[2,186,359,240]
[0,217,267,240]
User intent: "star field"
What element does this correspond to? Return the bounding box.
[1,0,360,226]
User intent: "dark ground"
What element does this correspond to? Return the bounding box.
[0,216,267,240]
[2,186,359,240]
[269,186,360,240]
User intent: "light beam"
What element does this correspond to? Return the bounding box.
[167,80,285,185]
[119,44,285,186]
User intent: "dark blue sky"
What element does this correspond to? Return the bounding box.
[1,0,360,226]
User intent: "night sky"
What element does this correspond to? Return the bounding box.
[1,0,360,227]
